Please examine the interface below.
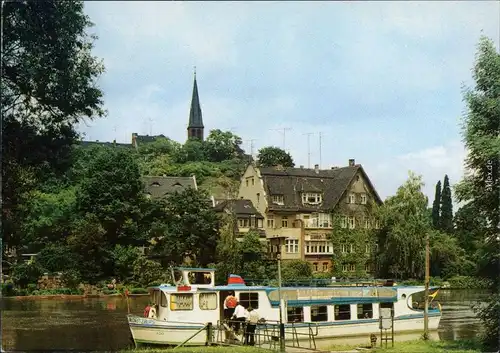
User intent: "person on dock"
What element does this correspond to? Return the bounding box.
[244,307,259,346]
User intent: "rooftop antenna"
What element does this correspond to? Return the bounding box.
[270,127,292,150]
[245,139,258,158]
[318,132,325,169]
[303,132,314,168]
[148,117,154,136]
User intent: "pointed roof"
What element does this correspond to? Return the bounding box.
[188,70,203,128]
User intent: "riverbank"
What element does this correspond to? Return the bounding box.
[11,293,149,300]
[123,340,482,353]
[399,275,491,289]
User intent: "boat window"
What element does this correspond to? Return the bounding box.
[334,304,351,321]
[173,270,183,285]
[199,293,217,310]
[170,293,193,311]
[287,307,304,323]
[357,303,373,319]
[160,292,168,307]
[188,271,212,285]
[239,292,259,309]
[150,290,160,305]
[311,305,328,322]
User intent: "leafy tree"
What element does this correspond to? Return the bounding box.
[76,147,146,247]
[430,230,475,278]
[112,245,141,282]
[281,260,313,283]
[376,172,429,279]
[204,129,244,162]
[173,139,206,163]
[213,212,242,284]
[11,261,45,289]
[132,256,166,287]
[152,188,220,267]
[257,146,295,168]
[37,243,78,273]
[238,231,273,282]
[440,175,453,233]
[453,201,486,253]
[431,180,441,229]
[454,36,500,351]
[2,0,104,253]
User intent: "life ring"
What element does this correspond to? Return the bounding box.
[148,306,157,319]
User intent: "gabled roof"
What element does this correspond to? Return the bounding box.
[78,140,133,149]
[259,165,382,212]
[143,176,197,199]
[213,199,264,219]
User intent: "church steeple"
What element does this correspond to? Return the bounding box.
[187,67,204,140]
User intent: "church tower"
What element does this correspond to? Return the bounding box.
[187,69,204,140]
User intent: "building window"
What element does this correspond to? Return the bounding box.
[199,293,217,310]
[341,216,348,228]
[365,263,371,272]
[305,241,332,254]
[341,243,348,254]
[246,179,249,187]
[313,262,318,271]
[364,217,370,229]
[286,239,299,253]
[322,262,329,271]
[348,193,356,204]
[272,195,284,205]
[281,216,288,228]
[267,215,275,228]
[357,304,373,319]
[287,307,304,323]
[365,243,370,254]
[334,304,351,321]
[308,213,332,228]
[256,193,260,203]
[374,220,380,229]
[348,217,356,229]
[349,264,356,272]
[301,193,322,205]
[238,219,249,228]
[252,177,255,186]
[361,194,367,204]
[257,219,263,228]
[311,305,328,322]
[342,264,348,272]
[239,292,259,309]
[350,244,354,253]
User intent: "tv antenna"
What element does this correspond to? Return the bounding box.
[318,131,325,169]
[303,132,315,168]
[245,139,258,157]
[270,127,292,150]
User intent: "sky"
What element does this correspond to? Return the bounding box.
[79,1,500,204]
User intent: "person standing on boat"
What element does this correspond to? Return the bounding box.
[231,301,246,333]
[224,292,237,320]
[244,307,259,346]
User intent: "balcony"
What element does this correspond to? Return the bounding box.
[265,226,302,240]
[303,218,332,229]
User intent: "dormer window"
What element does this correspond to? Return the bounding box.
[348,193,356,204]
[151,182,161,187]
[302,193,322,205]
[272,195,284,205]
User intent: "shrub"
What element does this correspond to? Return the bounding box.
[11,262,44,288]
[130,288,148,294]
[1,282,16,296]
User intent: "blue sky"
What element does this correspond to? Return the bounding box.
[79,1,499,203]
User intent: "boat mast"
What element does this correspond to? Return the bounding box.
[423,233,430,339]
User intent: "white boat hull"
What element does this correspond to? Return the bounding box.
[127,312,441,346]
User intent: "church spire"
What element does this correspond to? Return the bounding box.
[187,67,204,140]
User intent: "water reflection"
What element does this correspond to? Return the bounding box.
[0,290,488,351]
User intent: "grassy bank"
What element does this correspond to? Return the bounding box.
[399,275,491,289]
[373,339,481,353]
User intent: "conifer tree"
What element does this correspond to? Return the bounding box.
[431,180,441,229]
[440,175,453,233]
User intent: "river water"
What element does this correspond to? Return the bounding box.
[0,290,489,351]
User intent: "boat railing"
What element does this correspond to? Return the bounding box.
[243,277,401,287]
[214,318,318,350]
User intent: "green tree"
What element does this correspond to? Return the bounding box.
[376,172,429,279]
[238,231,272,282]
[204,129,244,162]
[153,188,220,267]
[2,0,104,253]
[440,175,453,233]
[453,202,486,253]
[429,230,475,278]
[257,146,295,168]
[454,36,500,351]
[431,180,441,229]
[213,212,242,284]
[281,260,313,283]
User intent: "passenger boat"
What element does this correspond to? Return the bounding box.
[127,267,442,347]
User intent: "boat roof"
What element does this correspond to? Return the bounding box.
[173,267,215,271]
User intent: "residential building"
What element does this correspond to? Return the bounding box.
[143,175,198,199]
[237,160,382,273]
[212,199,266,240]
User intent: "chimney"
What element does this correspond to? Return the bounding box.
[300,165,304,169]
[349,159,355,167]
[314,164,319,173]
[331,166,338,170]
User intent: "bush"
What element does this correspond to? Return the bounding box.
[102,288,119,295]
[132,256,166,287]
[447,275,491,289]
[27,283,38,294]
[60,269,81,289]
[130,288,148,294]
[11,262,45,288]
[1,282,16,296]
